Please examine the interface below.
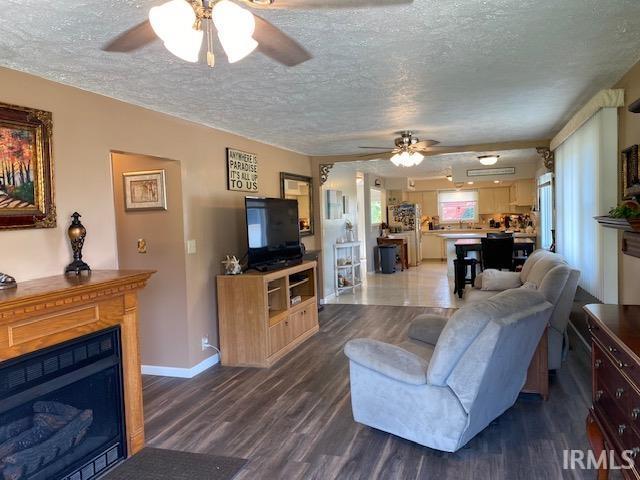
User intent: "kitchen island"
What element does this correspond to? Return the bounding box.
[421,230,538,275]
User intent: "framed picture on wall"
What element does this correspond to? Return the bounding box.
[622,144,639,199]
[123,170,167,211]
[0,101,56,229]
[227,148,258,192]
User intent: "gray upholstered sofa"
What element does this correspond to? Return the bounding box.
[344,288,554,452]
[465,249,579,370]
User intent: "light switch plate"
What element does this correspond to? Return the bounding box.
[187,239,197,255]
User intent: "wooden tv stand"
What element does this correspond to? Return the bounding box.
[217,261,319,367]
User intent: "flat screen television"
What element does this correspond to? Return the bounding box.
[246,197,303,271]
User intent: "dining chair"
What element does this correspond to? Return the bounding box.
[481,237,515,271]
[487,232,513,239]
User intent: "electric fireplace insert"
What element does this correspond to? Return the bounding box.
[0,327,126,480]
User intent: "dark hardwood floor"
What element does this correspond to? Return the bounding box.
[143,304,593,479]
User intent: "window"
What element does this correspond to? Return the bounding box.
[538,172,554,250]
[555,107,618,302]
[370,188,383,224]
[438,190,478,223]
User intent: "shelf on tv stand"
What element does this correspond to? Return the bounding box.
[217,261,318,368]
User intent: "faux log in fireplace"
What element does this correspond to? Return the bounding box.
[0,271,153,480]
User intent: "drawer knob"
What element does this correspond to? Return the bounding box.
[618,424,627,436]
[595,390,603,401]
[618,360,630,369]
[588,323,598,332]
[632,447,640,459]
[594,359,602,369]
[632,408,640,420]
[616,388,625,399]
[609,346,618,354]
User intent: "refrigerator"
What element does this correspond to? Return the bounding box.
[387,203,422,267]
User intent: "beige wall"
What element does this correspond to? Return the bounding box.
[0,66,314,369]
[614,59,640,305]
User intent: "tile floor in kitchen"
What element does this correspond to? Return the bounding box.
[324,261,467,309]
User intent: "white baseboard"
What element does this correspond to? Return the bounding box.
[320,293,336,304]
[141,353,219,379]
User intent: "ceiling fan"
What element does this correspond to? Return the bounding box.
[102,0,413,68]
[358,131,448,167]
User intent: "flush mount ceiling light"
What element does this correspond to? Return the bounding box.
[478,155,500,166]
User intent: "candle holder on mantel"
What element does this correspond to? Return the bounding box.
[64,212,91,275]
[0,272,17,290]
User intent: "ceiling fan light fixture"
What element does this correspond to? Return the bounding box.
[149,0,196,44]
[478,155,499,166]
[213,0,256,37]
[217,32,258,63]
[446,175,453,182]
[411,151,424,166]
[163,29,204,62]
[213,0,258,62]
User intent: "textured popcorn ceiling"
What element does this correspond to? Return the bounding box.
[1,0,640,155]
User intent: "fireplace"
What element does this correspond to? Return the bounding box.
[0,327,126,480]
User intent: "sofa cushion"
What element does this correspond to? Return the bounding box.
[480,270,522,291]
[537,264,572,304]
[408,314,449,345]
[427,288,548,386]
[345,338,429,385]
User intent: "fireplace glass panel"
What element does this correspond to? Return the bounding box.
[0,328,126,480]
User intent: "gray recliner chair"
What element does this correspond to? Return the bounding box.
[465,249,580,370]
[344,288,553,452]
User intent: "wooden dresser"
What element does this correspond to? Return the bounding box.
[585,304,640,479]
[217,261,319,367]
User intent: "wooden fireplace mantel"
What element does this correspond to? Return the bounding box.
[0,270,154,456]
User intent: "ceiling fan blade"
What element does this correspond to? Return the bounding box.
[102,20,157,52]
[412,140,440,150]
[244,0,412,9]
[356,151,394,159]
[253,15,312,66]
[358,146,394,149]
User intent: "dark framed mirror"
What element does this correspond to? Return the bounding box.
[280,172,314,237]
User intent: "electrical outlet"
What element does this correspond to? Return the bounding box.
[187,240,197,255]
[201,335,209,351]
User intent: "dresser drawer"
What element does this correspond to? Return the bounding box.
[593,342,640,451]
[589,319,639,383]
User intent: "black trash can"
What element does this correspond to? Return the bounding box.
[379,245,397,274]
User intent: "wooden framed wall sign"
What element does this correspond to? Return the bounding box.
[0,102,56,229]
[227,148,258,193]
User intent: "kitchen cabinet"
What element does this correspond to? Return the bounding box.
[478,187,511,214]
[494,187,511,212]
[422,191,438,217]
[422,234,445,260]
[510,180,536,206]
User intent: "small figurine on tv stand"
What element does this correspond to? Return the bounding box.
[0,272,17,290]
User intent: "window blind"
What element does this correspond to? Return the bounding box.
[554,108,618,302]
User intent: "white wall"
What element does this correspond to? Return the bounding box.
[320,167,358,299]
[363,174,386,272]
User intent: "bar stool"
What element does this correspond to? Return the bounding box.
[454,257,479,298]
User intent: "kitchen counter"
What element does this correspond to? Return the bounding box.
[435,232,537,239]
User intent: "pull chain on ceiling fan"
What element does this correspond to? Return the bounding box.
[102,0,414,68]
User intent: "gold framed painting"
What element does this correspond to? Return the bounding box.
[123,170,167,211]
[0,101,56,229]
